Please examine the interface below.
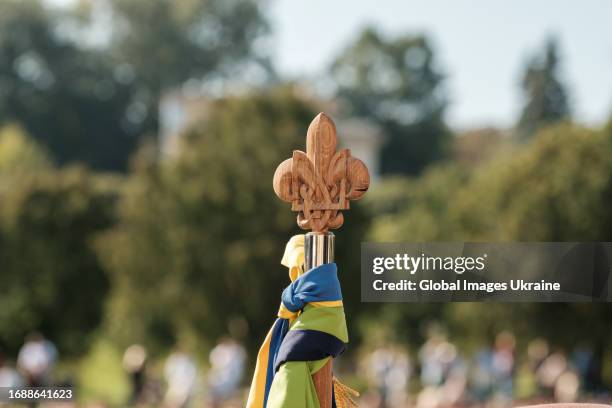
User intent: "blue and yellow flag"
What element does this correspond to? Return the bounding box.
[246,235,353,408]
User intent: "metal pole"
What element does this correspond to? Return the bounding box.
[304,232,334,270]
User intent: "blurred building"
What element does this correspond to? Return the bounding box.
[334,117,384,182]
[159,90,384,180]
[159,90,211,157]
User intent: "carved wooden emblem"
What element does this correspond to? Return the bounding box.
[273,113,370,232]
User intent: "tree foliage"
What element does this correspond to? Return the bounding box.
[108,0,270,94]
[0,0,269,171]
[0,127,119,355]
[516,37,571,140]
[0,0,146,170]
[0,124,51,174]
[330,28,449,175]
[366,123,612,349]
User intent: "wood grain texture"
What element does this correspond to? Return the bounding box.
[312,360,333,408]
[273,112,370,232]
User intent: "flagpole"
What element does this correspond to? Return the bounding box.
[305,232,335,408]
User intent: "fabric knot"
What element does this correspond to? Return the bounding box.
[281,263,342,313]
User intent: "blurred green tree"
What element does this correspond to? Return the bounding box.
[108,0,271,95]
[369,123,612,242]
[365,123,612,365]
[106,0,271,154]
[97,88,369,354]
[330,27,450,175]
[516,37,570,140]
[366,165,470,242]
[0,0,146,171]
[0,0,269,171]
[0,126,119,355]
[0,124,51,174]
[453,124,612,241]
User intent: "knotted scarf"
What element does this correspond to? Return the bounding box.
[246,235,352,408]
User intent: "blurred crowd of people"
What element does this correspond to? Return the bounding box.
[359,326,609,408]
[1,329,608,408]
[122,337,246,408]
[0,333,248,408]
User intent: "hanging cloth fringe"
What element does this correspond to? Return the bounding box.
[333,377,360,408]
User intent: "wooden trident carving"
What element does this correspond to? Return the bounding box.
[273,113,370,232]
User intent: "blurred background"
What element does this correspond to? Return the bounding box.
[0,0,611,406]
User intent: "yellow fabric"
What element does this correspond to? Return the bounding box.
[310,300,343,308]
[277,300,343,320]
[281,234,305,281]
[246,326,274,408]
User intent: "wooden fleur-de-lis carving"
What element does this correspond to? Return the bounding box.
[273,113,370,232]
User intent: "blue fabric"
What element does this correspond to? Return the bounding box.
[264,318,289,407]
[274,329,346,373]
[281,263,342,312]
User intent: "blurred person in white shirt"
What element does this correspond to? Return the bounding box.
[207,337,246,407]
[17,332,57,387]
[164,347,197,408]
[0,350,23,388]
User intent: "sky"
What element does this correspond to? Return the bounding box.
[268,0,612,129]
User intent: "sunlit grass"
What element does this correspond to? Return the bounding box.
[78,339,130,406]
